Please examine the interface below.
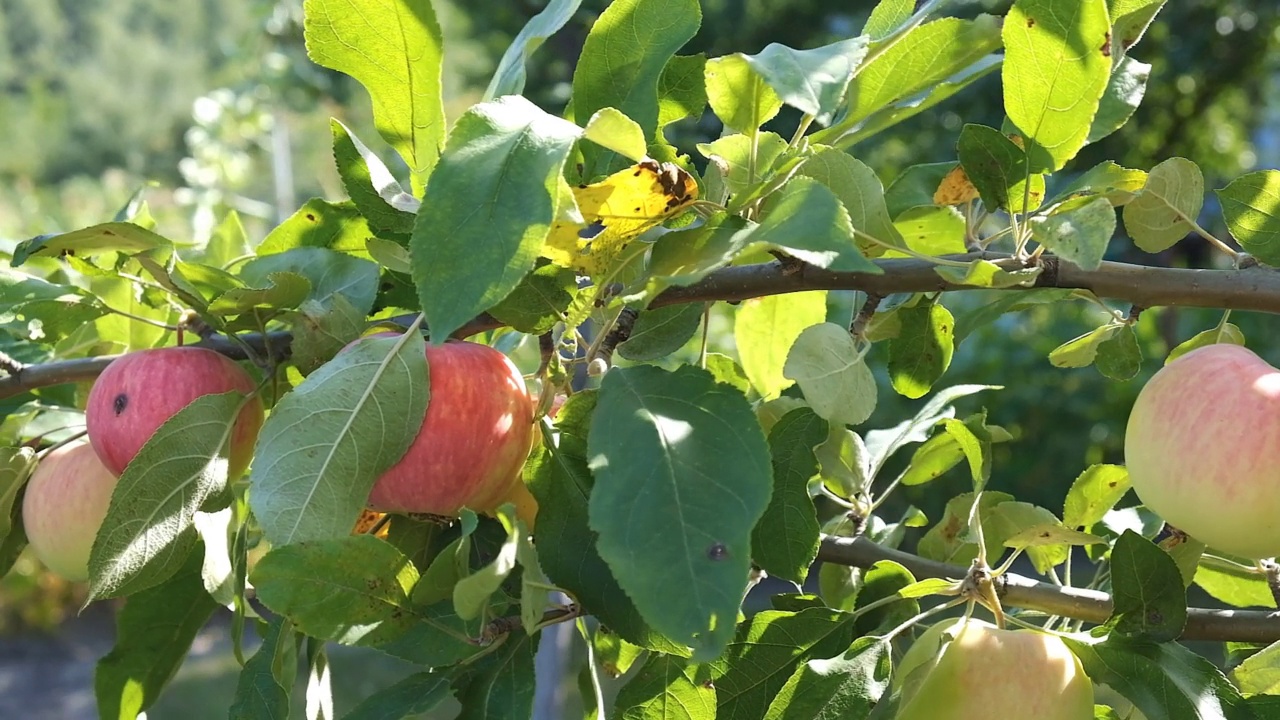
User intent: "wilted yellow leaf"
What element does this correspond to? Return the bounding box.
[933,164,980,206]
[543,159,698,276]
[352,508,390,538]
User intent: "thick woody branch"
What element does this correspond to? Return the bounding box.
[818,535,1280,643]
[4,253,1280,400]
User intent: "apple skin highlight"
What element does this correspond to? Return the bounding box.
[22,441,120,581]
[1125,344,1280,559]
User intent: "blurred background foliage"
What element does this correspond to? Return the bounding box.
[1,0,1279,695]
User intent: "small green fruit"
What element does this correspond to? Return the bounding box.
[895,617,1093,720]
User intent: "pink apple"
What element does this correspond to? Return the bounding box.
[21,441,120,581]
[346,334,534,516]
[895,617,1093,720]
[1125,344,1280,559]
[85,346,265,478]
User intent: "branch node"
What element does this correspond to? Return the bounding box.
[0,351,25,378]
[590,307,639,375]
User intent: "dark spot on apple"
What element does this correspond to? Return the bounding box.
[113,393,128,415]
[306,213,317,221]
[707,543,728,561]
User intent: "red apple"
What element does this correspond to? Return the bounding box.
[347,334,534,516]
[895,617,1093,720]
[85,346,265,478]
[1125,344,1280,559]
[21,441,120,581]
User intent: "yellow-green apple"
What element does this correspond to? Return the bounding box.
[349,334,534,516]
[895,617,1093,720]
[1125,344,1280,559]
[21,441,120,581]
[85,346,264,478]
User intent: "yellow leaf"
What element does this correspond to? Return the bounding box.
[933,164,980,206]
[542,159,698,276]
[352,509,390,538]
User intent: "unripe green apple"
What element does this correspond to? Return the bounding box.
[1125,344,1280,559]
[21,441,120,581]
[895,617,1093,720]
[348,334,534,516]
[85,346,265,479]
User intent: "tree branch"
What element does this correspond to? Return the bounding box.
[5,253,1280,400]
[818,535,1280,643]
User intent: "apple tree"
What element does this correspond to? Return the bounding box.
[4,0,1280,718]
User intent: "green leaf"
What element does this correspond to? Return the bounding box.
[1065,635,1245,720]
[1109,0,1166,64]
[852,561,918,635]
[344,670,452,720]
[762,637,891,720]
[1052,160,1148,207]
[1031,195,1116,271]
[228,616,297,720]
[699,132,789,204]
[583,107,649,162]
[705,54,782,134]
[94,545,218,720]
[484,0,582,100]
[411,96,582,341]
[256,198,381,258]
[487,261,578,335]
[899,413,998,488]
[916,491,1014,565]
[242,247,380,313]
[453,507,519,622]
[888,300,955,399]
[1063,464,1132,529]
[87,392,245,600]
[251,535,420,646]
[249,333,428,546]
[1123,157,1204,253]
[572,0,700,177]
[746,177,882,272]
[207,271,311,315]
[1167,322,1245,365]
[451,630,539,720]
[941,416,992,488]
[526,393,677,652]
[618,303,704,362]
[11,222,171,266]
[614,654,715,720]
[1229,640,1280,696]
[289,295,367,377]
[374,599,491,667]
[814,426,870,500]
[1049,323,1121,368]
[304,0,444,191]
[0,447,35,543]
[783,322,878,425]
[955,124,1043,213]
[644,214,752,294]
[658,54,708,127]
[1195,558,1275,610]
[826,16,1002,135]
[752,408,827,584]
[1108,530,1188,642]
[986,502,1083,573]
[735,291,827,400]
[516,529,548,637]
[1219,169,1280,266]
[705,353,751,395]
[1088,57,1151,143]
[202,211,252,270]
[863,384,1000,477]
[589,364,772,661]
[934,259,1042,289]
[798,147,904,248]
[1002,0,1111,171]
[0,269,110,343]
[891,206,966,256]
[884,162,957,218]
[862,0,913,40]
[713,608,860,717]
[844,55,1002,148]
[1094,324,1142,381]
[330,119,417,235]
[742,38,870,123]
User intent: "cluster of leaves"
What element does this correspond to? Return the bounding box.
[7,0,1280,718]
